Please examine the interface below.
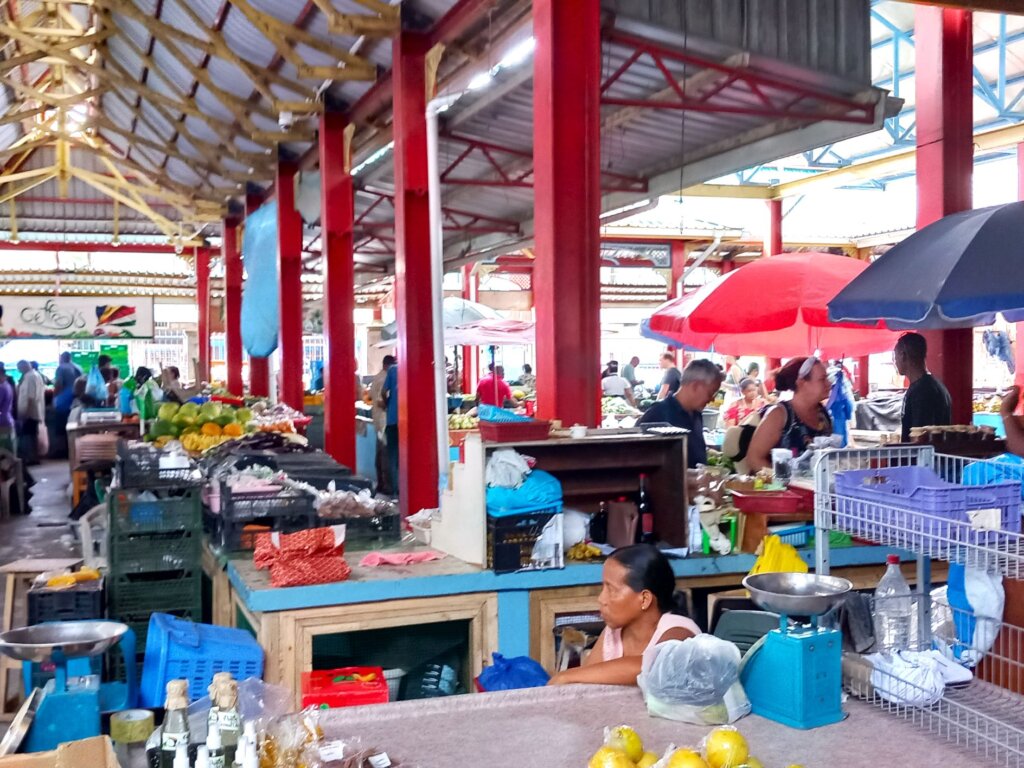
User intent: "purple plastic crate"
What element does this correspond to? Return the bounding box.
[835,466,1021,547]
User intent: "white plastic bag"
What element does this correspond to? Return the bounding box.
[637,636,751,725]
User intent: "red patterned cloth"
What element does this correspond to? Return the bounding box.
[253,525,351,588]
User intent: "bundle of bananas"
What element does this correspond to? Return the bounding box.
[567,541,604,561]
[180,432,234,454]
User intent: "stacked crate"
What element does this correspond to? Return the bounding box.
[107,449,203,668]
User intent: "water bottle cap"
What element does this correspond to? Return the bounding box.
[886,554,900,565]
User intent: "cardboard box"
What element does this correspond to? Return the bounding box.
[0,736,121,768]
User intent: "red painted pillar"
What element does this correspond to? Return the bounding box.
[533,0,602,427]
[668,240,687,299]
[319,111,357,468]
[393,30,439,515]
[460,264,479,395]
[764,199,783,257]
[916,6,973,424]
[855,356,870,397]
[1017,144,1024,383]
[277,159,305,412]
[223,219,244,396]
[195,247,210,382]
[246,189,271,398]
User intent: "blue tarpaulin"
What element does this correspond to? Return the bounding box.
[241,202,279,357]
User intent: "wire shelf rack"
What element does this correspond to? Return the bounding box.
[814,446,1024,767]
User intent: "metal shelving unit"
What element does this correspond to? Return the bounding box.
[814,446,1024,767]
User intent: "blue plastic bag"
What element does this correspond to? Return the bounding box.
[241,201,280,358]
[85,365,107,404]
[477,653,549,691]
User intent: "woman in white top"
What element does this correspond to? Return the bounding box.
[549,545,699,686]
[600,362,636,408]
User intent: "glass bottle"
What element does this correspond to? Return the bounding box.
[638,473,655,544]
[209,673,239,766]
[161,680,190,768]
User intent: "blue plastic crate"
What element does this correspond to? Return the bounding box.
[139,613,264,707]
[835,466,1021,546]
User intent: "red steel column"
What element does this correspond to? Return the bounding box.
[393,30,439,515]
[460,264,479,395]
[246,189,271,398]
[855,356,870,397]
[916,6,973,424]
[764,199,783,257]
[195,247,210,382]
[668,241,687,299]
[223,219,244,396]
[533,0,602,427]
[277,159,305,412]
[319,111,357,468]
[1017,144,1024,384]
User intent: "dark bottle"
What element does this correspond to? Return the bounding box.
[590,502,608,544]
[638,473,655,544]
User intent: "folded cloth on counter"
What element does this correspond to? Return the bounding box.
[359,551,444,567]
[823,592,876,653]
[486,449,533,489]
[486,469,563,515]
[254,525,351,588]
[867,650,973,707]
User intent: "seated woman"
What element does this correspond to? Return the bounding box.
[548,544,699,686]
[723,378,765,427]
[744,356,832,472]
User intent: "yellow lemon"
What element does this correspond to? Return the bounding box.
[606,726,644,763]
[637,752,659,768]
[589,746,636,768]
[741,759,764,768]
[704,727,749,768]
[666,749,710,768]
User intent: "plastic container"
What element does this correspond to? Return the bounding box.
[835,466,1021,546]
[478,420,551,443]
[108,571,201,614]
[486,503,564,574]
[873,554,913,653]
[109,489,201,536]
[301,667,390,708]
[27,578,104,625]
[109,530,201,575]
[116,443,200,489]
[775,523,815,548]
[383,668,406,701]
[730,489,805,514]
[139,613,264,707]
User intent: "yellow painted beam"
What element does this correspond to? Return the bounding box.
[678,183,775,200]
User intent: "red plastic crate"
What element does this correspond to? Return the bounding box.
[301,667,390,709]
[730,489,805,514]
[478,420,551,443]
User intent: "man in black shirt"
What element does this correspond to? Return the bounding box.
[894,332,952,442]
[656,351,683,400]
[638,359,724,467]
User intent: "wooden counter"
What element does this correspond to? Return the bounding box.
[65,418,139,469]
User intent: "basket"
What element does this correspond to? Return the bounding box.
[218,485,316,522]
[139,613,264,708]
[214,514,321,552]
[835,466,1021,546]
[109,530,201,575]
[27,579,104,625]
[116,442,200,489]
[479,420,551,444]
[775,524,815,548]
[108,570,201,615]
[301,667,390,709]
[486,503,564,574]
[108,489,201,535]
[477,404,531,423]
[730,489,806,514]
[335,510,403,546]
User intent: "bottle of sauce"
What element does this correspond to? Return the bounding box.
[638,473,655,544]
[590,501,608,544]
[161,680,190,768]
[209,673,240,766]
[207,723,226,768]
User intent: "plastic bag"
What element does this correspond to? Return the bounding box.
[477,653,549,691]
[638,636,751,725]
[85,365,107,403]
[748,534,808,576]
[187,677,293,741]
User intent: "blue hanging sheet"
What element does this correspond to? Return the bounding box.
[241,201,280,357]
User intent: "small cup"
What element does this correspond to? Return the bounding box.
[569,424,587,439]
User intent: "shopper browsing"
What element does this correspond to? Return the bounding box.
[371,356,397,494]
[382,362,399,496]
[0,363,13,453]
[548,545,699,686]
[893,332,952,442]
[637,359,724,468]
[655,352,682,400]
[744,357,833,472]
[621,356,641,388]
[15,360,45,465]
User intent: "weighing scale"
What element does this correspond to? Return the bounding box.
[740,572,852,730]
[0,621,137,753]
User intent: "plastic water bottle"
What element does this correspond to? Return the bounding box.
[873,554,913,652]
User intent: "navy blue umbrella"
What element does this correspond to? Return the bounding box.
[828,202,1024,329]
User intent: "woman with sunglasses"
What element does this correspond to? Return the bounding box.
[744,356,833,472]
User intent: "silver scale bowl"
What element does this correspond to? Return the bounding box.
[742,572,852,618]
[0,621,128,664]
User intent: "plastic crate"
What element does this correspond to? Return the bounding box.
[27,579,104,625]
[108,489,201,535]
[139,613,264,708]
[335,509,402,546]
[218,486,316,522]
[731,489,805,514]
[775,524,815,548]
[301,667,390,709]
[835,466,1021,545]
[486,503,564,574]
[214,513,321,552]
[116,442,201,489]
[108,570,201,615]
[109,530,201,575]
[479,419,551,444]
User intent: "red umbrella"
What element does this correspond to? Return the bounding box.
[648,252,901,358]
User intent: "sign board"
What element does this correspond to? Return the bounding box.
[0,296,154,339]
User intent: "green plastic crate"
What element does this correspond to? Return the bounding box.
[108,572,201,615]
[108,489,200,536]
[109,530,201,576]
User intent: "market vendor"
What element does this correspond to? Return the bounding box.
[160,366,205,404]
[636,359,724,468]
[893,332,952,442]
[548,545,699,686]
[1000,386,1024,456]
[723,378,765,427]
[744,356,832,471]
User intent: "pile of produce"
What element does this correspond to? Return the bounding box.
[602,397,640,417]
[147,401,251,452]
[973,394,1003,413]
[250,401,307,433]
[588,725,802,768]
[448,413,479,430]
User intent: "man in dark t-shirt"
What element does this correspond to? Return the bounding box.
[638,359,724,467]
[894,332,952,442]
[656,352,683,400]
